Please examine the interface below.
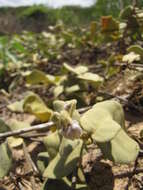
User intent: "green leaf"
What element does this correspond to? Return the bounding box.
[8,119,31,131]
[7,119,31,148]
[25,69,65,86]
[12,41,27,53]
[63,63,88,75]
[53,85,64,98]
[23,93,53,122]
[80,100,139,164]
[80,108,120,142]
[53,99,80,122]
[127,45,143,58]
[25,69,53,85]
[97,129,139,164]
[43,131,61,160]
[43,138,83,178]
[78,72,104,85]
[37,152,49,174]
[120,6,133,20]
[0,142,12,178]
[0,118,10,133]
[92,119,121,142]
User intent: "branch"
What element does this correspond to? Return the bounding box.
[0,107,91,140]
[0,121,54,139]
[0,97,142,140]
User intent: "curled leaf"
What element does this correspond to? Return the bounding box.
[23,93,53,122]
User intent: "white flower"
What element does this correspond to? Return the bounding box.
[62,120,82,140]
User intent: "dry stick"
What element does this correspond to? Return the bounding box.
[0,95,142,140]
[0,107,91,140]
[23,142,38,190]
[0,121,54,139]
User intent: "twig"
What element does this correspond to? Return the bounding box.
[23,142,38,190]
[0,96,142,140]
[125,157,138,190]
[23,142,39,174]
[0,121,54,139]
[0,107,91,140]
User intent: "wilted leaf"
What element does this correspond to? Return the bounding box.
[122,52,140,63]
[101,16,119,33]
[23,93,53,122]
[0,142,12,178]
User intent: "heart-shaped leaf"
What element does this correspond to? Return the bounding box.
[97,129,139,164]
[80,100,139,164]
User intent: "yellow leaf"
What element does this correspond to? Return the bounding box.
[23,93,53,122]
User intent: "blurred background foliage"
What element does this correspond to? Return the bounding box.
[0,0,143,34]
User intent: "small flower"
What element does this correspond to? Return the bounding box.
[62,120,82,140]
